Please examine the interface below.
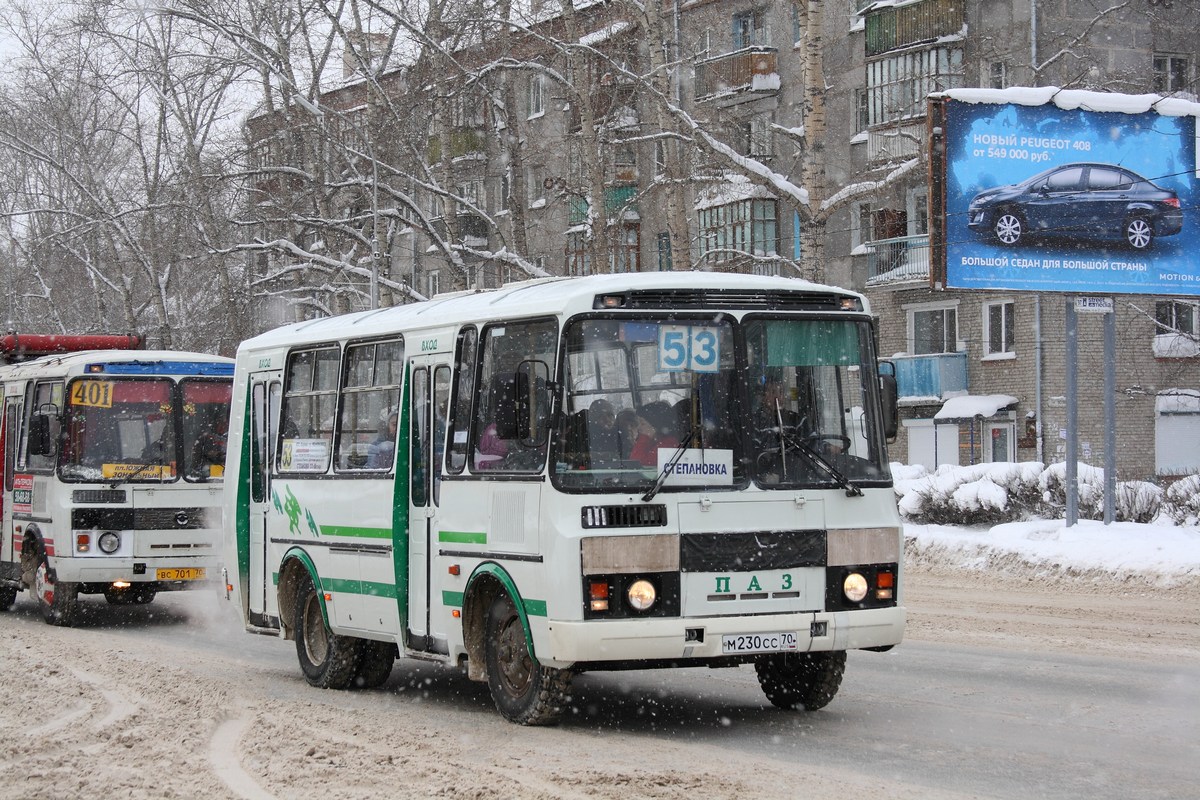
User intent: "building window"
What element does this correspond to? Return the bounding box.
[427,270,440,297]
[654,140,668,176]
[743,113,774,157]
[732,9,768,49]
[909,305,958,355]
[867,46,963,126]
[907,189,928,236]
[611,224,640,273]
[850,201,873,251]
[1154,300,1200,358]
[612,145,637,183]
[527,73,545,118]
[1154,55,1189,94]
[697,199,778,264]
[855,88,869,132]
[498,173,511,212]
[987,61,1007,90]
[1156,390,1200,475]
[526,166,543,208]
[792,3,803,45]
[566,231,590,276]
[983,300,1015,358]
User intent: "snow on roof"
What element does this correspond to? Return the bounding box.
[936,87,1200,118]
[934,394,1017,420]
[579,20,630,48]
[694,174,773,210]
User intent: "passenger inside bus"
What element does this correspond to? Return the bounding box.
[191,413,228,477]
[628,402,680,466]
[367,412,398,469]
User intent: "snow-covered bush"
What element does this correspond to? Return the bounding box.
[1164,474,1200,525]
[894,462,1178,525]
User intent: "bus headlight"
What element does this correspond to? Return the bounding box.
[98,531,121,554]
[843,572,868,603]
[626,579,657,611]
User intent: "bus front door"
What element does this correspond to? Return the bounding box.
[405,361,451,653]
[247,374,281,627]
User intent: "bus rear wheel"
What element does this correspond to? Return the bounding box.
[484,593,572,725]
[33,550,79,627]
[294,572,361,689]
[352,640,396,689]
[754,651,846,711]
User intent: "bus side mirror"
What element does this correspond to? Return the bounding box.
[28,413,54,456]
[878,364,899,441]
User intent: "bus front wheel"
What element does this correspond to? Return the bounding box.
[754,651,846,711]
[483,593,572,725]
[33,550,79,627]
[294,572,361,689]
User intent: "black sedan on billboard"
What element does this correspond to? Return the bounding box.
[967,163,1183,251]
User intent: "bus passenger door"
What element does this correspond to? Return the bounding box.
[406,361,451,652]
[247,374,281,626]
[0,398,16,571]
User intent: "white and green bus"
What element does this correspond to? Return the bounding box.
[224,272,905,724]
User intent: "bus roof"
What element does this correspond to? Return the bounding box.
[0,350,234,381]
[238,272,868,354]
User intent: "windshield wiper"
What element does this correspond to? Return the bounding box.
[789,437,863,497]
[641,430,693,503]
[109,460,168,489]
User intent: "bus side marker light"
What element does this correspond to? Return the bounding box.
[323,592,332,602]
[448,564,460,576]
[452,609,461,618]
[589,581,609,612]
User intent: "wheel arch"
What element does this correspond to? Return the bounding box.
[462,562,531,682]
[20,526,47,584]
[277,547,322,642]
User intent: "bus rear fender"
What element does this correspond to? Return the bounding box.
[19,527,46,587]
[462,562,531,683]
[277,548,323,641]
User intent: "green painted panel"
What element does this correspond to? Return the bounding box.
[439,530,487,545]
[319,525,392,539]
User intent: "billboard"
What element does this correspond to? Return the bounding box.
[938,91,1200,295]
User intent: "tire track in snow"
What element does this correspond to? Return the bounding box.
[71,667,139,728]
[210,715,276,800]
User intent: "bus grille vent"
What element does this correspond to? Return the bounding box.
[612,290,846,312]
[72,490,127,504]
[581,504,667,529]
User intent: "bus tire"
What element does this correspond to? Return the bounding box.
[0,586,17,611]
[352,640,395,689]
[483,593,572,725]
[33,550,80,627]
[294,572,361,689]
[754,651,846,711]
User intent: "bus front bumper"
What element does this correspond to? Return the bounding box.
[541,606,905,667]
[57,556,219,589]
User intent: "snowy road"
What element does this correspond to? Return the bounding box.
[1,569,1197,800]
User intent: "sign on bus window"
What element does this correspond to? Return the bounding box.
[657,325,721,373]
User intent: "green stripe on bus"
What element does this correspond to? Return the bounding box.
[319,577,399,599]
[441,591,544,616]
[438,530,487,545]
[319,525,391,539]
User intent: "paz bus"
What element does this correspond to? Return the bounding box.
[0,335,234,626]
[224,272,905,724]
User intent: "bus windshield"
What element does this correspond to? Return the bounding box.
[552,315,891,492]
[59,377,232,484]
[553,316,740,491]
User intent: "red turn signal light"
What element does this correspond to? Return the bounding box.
[589,581,609,612]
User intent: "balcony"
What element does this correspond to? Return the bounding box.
[694,48,778,101]
[889,352,968,401]
[865,0,966,57]
[864,234,929,286]
[868,119,925,162]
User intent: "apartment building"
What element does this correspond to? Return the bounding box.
[244,0,1200,481]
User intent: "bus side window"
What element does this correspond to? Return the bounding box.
[24,381,61,473]
[334,339,403,472]
[279,347,340,473]
[446,327,478,474]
